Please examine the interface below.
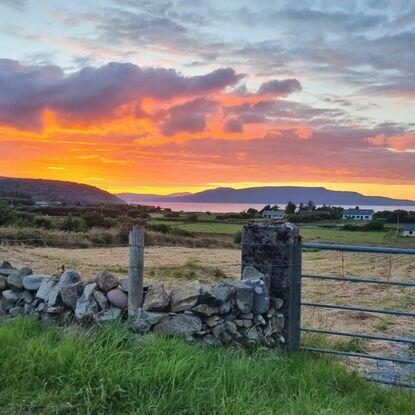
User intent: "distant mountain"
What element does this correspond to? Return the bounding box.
[116,186,415,206]
[0,177,125,205]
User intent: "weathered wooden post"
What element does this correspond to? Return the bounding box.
[128,225,144,318]
[241,222,302,350]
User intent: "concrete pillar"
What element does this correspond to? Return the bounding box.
[241,222,302,350]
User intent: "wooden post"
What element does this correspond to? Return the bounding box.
[128,225,144,318]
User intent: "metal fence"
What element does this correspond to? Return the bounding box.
[300,243,415,388]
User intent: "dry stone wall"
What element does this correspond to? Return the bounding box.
[0,223,300,348]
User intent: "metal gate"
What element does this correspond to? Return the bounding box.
[299,243,415,388]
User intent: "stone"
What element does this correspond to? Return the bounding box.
[220,331,233,344]
[153,314,202,337]
[2,289,19,302]
[271,298,284,310]
[206,315,221,328]
[170,280,202,312]
[264,313,285,338]
[75,283,99,321]
[22,275,50,291]
[143,281,170,311]
[0,275,7,291]
[94,307,123,324]
[234,319,244,328]
[224,320,237,335]
[267,307,276,318]
[20,290,33,304]
[242,265,267,286]
[232,331,244,344]
[209,281,233,314]
[132,309,169,333]
[94,290,109,310]
[9,306,23,317]
[212,323,225,339]
[107,288,128,309]
[47,306,65,314]
[0,262,16,277]
[242,319,253,328]
[7,272,23,290]
[36,277,57,301]
[203,334,222,346]
[60,281,83,310]
[97,270,118,292]
[60,269,80,286]
[254,315,266,326]
[234,281,254,314]
[36,302,46,313]
[243,277,270,315]
[240,313,253,319]
[246,327,260,341]
[191,304,218,317]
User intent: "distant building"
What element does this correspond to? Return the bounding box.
[262,210,286,220]
[342,208,374,221]
[403,224,415,237]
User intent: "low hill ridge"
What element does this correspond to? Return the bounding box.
[0,177,125,205]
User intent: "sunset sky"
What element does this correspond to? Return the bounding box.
[0,0,414,198]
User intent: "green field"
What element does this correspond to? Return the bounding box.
[0,318,413,415]
[148,217,415,247]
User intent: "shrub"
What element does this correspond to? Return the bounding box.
[234,230,242,244]
[59,216,87,232]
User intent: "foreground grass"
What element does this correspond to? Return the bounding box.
[0,319,413,415]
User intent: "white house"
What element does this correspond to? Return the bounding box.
[342,208,374,221]
[262,210,286,220]
[403,224,415,237]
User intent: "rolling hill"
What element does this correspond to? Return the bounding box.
[117,186,415,206]
[0,177,125,205]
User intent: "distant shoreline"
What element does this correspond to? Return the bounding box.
[128,201,415,213]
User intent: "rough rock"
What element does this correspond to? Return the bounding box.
[224,320,237,335]
[2,289,19,302]
[59,269,80,286]
[7,267,32,290]
[94,307,122,324]
[22,275,50,291]
[206,315,221,328]
[97,270,118,292]
[191,304,218,317]
[36,278,60,307]
[170,281,202,312]
[94,290,109,310]
[234,281,254,314]
[119,278,129,292]
[60,281,83,310]
[243,277,270,315]
[209,281,233,314]
[21,290,33,304]
[47,306,65,314]
[0,261,16,277]
[143,281,170,311]
[153,313,202,337]
[107,288,128,309]
[242,265,266,282]
[203,334,222,346]
[75,283,99,321]
[9,306,23,317]
[246,327,260,341]
[132,309,169,333]
[0,275,7,291]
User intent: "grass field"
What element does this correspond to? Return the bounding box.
[0,318,413,415]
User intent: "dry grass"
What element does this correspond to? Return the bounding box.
[2,244,414,379]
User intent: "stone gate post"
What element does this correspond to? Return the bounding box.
[241,222,302,350]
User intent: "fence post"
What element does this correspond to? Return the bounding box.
[241,222,302,350]
[128,225,144,318]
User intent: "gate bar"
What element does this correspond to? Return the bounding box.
[302,243,415,255]
[301,327,415,345]
[301,302,415,317]
[301,274,415,287]
[302,347,415,365]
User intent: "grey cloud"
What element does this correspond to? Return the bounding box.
[0,59,242,129]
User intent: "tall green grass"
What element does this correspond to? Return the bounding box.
[0,318,413,414]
